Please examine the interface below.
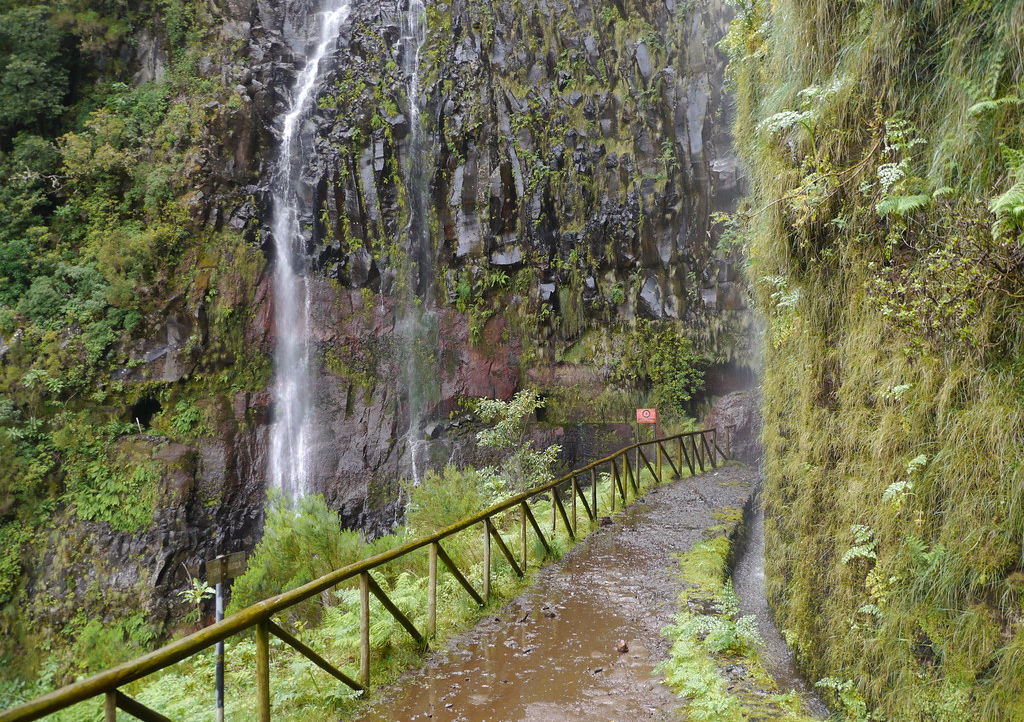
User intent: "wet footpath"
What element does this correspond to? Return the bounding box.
[358,466,759,722]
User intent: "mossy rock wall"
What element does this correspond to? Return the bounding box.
[726,0,1024,718]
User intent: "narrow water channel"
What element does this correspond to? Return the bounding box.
[357,467,758,721]
[731,495,830,718]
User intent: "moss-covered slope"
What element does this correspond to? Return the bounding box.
[726,1,1024,718]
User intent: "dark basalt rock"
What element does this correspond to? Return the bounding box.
[13,0,748,650]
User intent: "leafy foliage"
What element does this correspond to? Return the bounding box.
[55,419,158,532]
[659,528,815,720]
[228,493,379,617]
[0,6,69,137]
[609,320,705,416]
[840,525,877,566]
[177,578,215,624]
[473,390,562,494]
[402,464,489,536]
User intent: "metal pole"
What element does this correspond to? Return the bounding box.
[216,582,224,722]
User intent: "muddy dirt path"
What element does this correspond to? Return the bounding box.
[357,466,758,722]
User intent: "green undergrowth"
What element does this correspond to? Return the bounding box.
[0,0,270,685]
[725,0,1024,718]
[35,453,682,720]
[539,322,709,425]
[658,510,817,721]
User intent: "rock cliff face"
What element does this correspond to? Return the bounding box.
[152,0,746,519]
[228,0,746,496]
[4,0,750,669]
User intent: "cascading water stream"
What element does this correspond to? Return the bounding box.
[269,0,352,500]
[397,0,437,486]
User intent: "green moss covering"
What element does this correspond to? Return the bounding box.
[659,506,817,721]
[725,0,1024,718]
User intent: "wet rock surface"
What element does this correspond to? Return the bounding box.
[705,389,763,465]
[358,466,758,721]
[733,496,830,719]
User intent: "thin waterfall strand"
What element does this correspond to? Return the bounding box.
[269,1,352,500]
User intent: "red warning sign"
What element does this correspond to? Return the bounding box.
[636,408,657,424]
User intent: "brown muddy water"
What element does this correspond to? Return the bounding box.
[357,466,757,722]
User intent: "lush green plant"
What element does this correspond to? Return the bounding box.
[167,399,208,437]
[71,612,159,675]
[53,419,158,532]
[227,493,376,616]
[609,320,705,416]
[402,464,489,536]
[473,390,562,494]
[658,524,815,720]
[0,6,69,138]
[177,578,215,624]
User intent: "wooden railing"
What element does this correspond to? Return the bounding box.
[0,429,727,722]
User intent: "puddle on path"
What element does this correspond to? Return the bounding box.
[731,496,830,718]
[357,466,757,722]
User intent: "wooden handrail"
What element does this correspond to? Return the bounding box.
[0,429,726,721]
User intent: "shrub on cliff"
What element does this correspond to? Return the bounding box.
[473,390,562,494]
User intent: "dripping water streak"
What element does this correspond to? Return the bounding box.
[269,1,352,500]
[398,0,436,485]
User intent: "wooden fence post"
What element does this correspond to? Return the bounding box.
[520,502,528,570]
[104,692,116,722]
[256,621,270,722]
[359,573,370,690]
[428,542,438,639]
[571,477,578,536]
[483,518,492,604]
[609,462,615,511]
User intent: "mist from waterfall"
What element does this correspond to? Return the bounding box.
[268,1,352,500]
[397,0,439,485]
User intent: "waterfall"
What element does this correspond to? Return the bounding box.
[397,0,438,485]
[268,1,352,500]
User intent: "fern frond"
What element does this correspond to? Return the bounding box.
[1001,145,1024,171]
[876,194,931,217]
[989,180,1024,220]
[967,96,1022,117]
